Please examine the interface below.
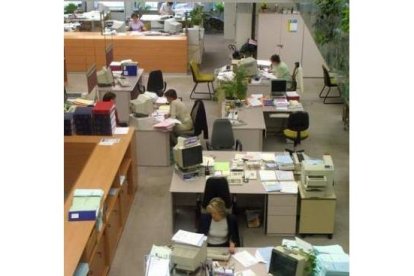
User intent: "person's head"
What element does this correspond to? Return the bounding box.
[164,89,178,103]
[270,54,281,66]
[167,2,173,6]
[103,92,116,103]
[131,13,139,22]
[207,197,226,222]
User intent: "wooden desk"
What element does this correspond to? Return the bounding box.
[170,151,298,235]
[221,103,305,151]
[64,129,137,276]
[97,69,144,123]
[64,32,188,73]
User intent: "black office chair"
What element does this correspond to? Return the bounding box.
[206,119,242,151]
[283,111,309,154]
[320,65,343,104]
[144,70,167,97]
[179,99,209,140]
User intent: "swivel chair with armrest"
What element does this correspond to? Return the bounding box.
[143,70,167,97]
[320,65,343,104]
[178,99,209,140]
[206,119,242,151]
[189,60,215,100]
[283,111,309,154]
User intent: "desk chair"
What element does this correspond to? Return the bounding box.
[283,111,309,154]
[206,119,242,151]
[320,65,343,104]
[179,99,209,140]
[144,70,167,97]
[189,60,215,100]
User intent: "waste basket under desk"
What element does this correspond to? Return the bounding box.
[298,185,336,238]
[129,115,170,167]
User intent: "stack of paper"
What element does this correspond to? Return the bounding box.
[145,256,170,276]
[172,230,206,247]
[149,245,172,259]
[314,245,349,276]
[153,118,180,131]
[259,170,277,182]
[275,153,294,170]
[233,250,259,268]
[275,170,294,181]
[155,97,168,104]
[273,97,289,110]
[261,153,276,163]
[280,181,298,193]
[262,182,282,192]
[68,189,104,221]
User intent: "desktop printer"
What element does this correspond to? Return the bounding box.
[171,240,207,272]
[301,155,334,197]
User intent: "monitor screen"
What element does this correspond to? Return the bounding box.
[271,80,287,93]
[105,45,113,67]
[181,145,202,168]
[86,65,97,94]
[269,248,298,276]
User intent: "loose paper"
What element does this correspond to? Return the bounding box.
[114,127,129,135]
[233,251,259,268]
[259,170,277,182]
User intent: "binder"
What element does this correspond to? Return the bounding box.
[68,209,98,221]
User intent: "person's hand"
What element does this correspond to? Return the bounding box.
[164,113,170,119]
[229,242,236,254]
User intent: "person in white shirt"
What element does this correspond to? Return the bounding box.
[159,2,174,16]
[128,13,146,32]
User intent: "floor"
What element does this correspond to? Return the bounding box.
[66,34,349,275]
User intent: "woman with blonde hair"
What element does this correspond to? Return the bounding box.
[198,197,240,254]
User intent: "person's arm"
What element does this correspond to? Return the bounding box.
[227,214,240,254]
[140,21,147,31]
[198,214,211,235]
[169,100,177,119]
[159,3,165,15]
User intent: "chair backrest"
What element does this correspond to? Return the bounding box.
[202,177,232,209]
[191,99,209,139]
[210,119,235,150]
[147,70,164,92]
[287,111,309,132]
[190,60,200,82]
[322,65,332,86]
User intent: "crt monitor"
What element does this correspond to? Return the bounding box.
[164,18,182,34]
[173,144,203,169]
[268,246,306,276]
[238,57,258,77]
[271,79,287,97]
[129,93,154,117]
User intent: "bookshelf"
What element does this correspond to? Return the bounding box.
[64,129,137,276]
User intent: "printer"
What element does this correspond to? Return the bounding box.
[301,155,334,197]
[171,240,207,272]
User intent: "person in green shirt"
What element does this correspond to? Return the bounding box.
[270,54,292,82]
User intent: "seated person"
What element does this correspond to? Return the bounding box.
[270,54,292,82]
[102,92,127,127]
[159,2,174,16]
[198,197,240,254]
[164,89,193,144]
[128,13,146,32]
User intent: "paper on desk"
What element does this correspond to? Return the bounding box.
[317,253,349,273]
[255,250,267,263]
[262,181,282,192]
[257,247,273,271]
[275,170,294,181]
[99,138,121,146]
[235,269,256,276]
[248,97,262,107]
[251,94,263,99]
[275,154,294,164]
[245,152,262,161]
[114,127,129,135]
[156,97,168,104]
[171,230,205,247]
[257,60,271,67]
[261,153,276,162]
[259,170,277,182]
[280,181,298,193]
[282,239,297,249]
[313,245,345,255]
[202,156,215,167]
[233,250,259,268]
[150,245,172,259]
[145,256,170,276]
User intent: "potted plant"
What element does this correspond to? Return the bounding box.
[64,3,78,14]
[216,67,248,104]
[260,1,268,12]
[190,6,204,28]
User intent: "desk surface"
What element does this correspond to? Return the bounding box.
[170,151,297,196]
[64,129,134,276]
[98,69,144,93]
[64,31,187,41]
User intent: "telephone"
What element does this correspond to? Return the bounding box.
[97,66,114,87]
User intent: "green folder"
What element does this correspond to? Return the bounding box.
[214,162,230,173]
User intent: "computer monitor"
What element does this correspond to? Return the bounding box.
[129,93,154,117]
[173,144,203,169]
[238,57,258,77]
[271,79,287,97]
[105,45,113,67]
[164,18,182,34]
[268,246,306,276]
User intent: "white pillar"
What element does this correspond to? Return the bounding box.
[224,3,236,41]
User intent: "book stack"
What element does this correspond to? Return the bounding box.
[275,152,295,170]
[68,189,104,222]
[93,101,116,136]
[286,91,300,101]
[73,107,94,135]
[273,97,289,110]
[64,112,75,136]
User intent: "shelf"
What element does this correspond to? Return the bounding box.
[105,188,120,222]
[119,157,132,177]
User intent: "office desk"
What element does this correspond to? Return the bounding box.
[64,32,188,73]
[64,129,137,276]
[129,115,171,167]
[221,103,305,151]
[97,69,144,123]
[170,151,298,235]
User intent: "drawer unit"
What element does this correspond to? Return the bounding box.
[266,194,298,235]
[267,215,296,235]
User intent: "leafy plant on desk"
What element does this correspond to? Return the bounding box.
[216,67,248,102]
[64,3,78,14]
[190,6,204,26]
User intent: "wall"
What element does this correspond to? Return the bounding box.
[224,2,236,40]
[235,3,253,49]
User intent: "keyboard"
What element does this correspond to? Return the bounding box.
[207,248,231,261]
